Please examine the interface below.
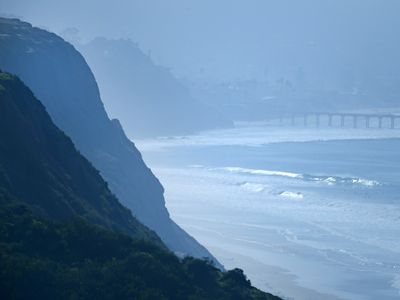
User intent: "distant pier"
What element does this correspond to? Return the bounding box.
[279,112,400,129]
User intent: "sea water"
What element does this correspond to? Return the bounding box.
[136,124,400,300]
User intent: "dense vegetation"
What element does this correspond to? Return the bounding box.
[0,71,161,244]
[0,71,281,299]
[0,196,280,300]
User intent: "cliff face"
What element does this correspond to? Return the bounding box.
[0,70,281,300]
[79,38,233,138]
[0,71,162,245]
[0,18,217,262]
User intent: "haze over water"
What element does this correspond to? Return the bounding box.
[137,123,400,300]
[2,1,400,299]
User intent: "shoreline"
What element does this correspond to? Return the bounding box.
[207,245,346,300]
[138,128,400,300]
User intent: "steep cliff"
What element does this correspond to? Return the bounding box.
[0,71,281,300]
[0,71,161,244]
[0,18,217,262]
[79,38,233,138]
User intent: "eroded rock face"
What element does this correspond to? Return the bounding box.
[0,17,219,263]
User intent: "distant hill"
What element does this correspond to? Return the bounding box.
[0,17,217,262]
[0,71,281,300]
[79,38,233,138]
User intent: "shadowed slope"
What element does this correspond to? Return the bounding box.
[0,17,218,262]
[0,71,162,244]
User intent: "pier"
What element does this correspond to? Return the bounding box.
[280,112,400,129]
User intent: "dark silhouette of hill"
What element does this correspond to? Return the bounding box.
[0,71,281,300]
[0,199,281,300]
[0,17,217,262]
[0,71,161,244]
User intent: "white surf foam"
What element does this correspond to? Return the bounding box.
[213,166,379,187]
[279,191,304,199]
[351,178,379,187]
[391,274,400,296]
[214,167,302,179]
[240,182,267,193]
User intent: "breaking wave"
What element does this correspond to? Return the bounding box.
[279,191,304,199]
[212,167,380,187]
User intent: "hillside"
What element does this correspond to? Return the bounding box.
[0,17,217,262]
[0,71,161,244]
[0,196,280,300]
[0,71,280,300]
[79,38,233,138]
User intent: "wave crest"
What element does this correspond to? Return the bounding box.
[212,167,379,187]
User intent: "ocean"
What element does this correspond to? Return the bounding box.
[136,124,400,300]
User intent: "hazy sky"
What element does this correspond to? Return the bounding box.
[1,0,399,83]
